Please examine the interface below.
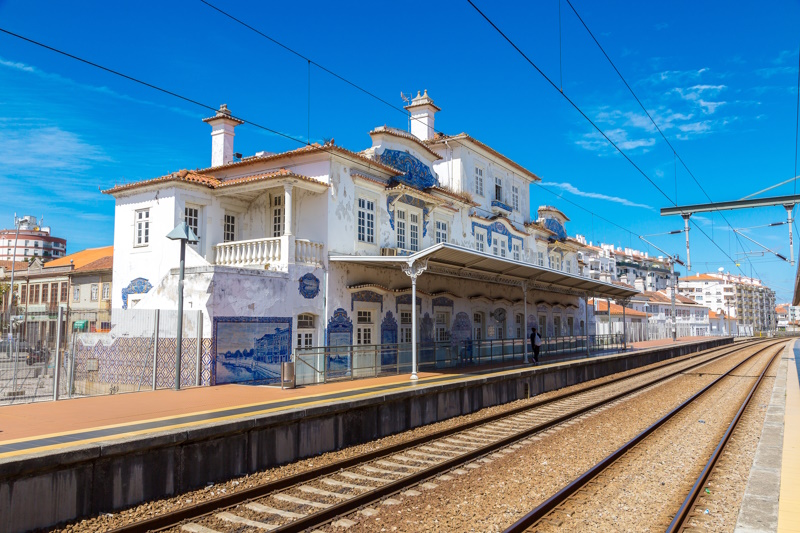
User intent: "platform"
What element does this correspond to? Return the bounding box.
[0,335,710,458]
[0,336,729,533]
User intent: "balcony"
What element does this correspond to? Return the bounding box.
[490,199,513,216]
[213,236,324,269]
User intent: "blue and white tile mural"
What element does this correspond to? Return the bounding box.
[213,317,292,385]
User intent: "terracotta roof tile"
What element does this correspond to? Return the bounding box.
[591,299,647,317]
[104,169,326,195]
[369,126,443,160]
[74,256,113,273]
[46,246,113,269]
[0,260,29,271]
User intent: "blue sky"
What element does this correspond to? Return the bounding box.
[0,1,798,300]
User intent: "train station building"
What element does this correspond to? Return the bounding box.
[103,92,636,385]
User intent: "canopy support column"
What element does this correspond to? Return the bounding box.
[402,258,428,381]
[584,295,590,357]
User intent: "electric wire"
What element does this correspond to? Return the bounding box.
[465,0,754,279]
[562,0,761,279]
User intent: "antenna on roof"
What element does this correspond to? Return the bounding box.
[400,91,413,133]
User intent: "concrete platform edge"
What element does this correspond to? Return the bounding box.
[734,339,791,533]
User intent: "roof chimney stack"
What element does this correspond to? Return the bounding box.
[203,104,245,167]
[404,89,440,141]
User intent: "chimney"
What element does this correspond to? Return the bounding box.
[203,104,245,167]
[404,89,440,141]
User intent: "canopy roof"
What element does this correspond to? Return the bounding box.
[331,243,638,299]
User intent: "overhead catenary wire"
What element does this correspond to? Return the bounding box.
[561,0,761,280]
[465,0,754,280]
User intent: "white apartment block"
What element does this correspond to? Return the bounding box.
[574,239,673,293]
[678,272,776,335]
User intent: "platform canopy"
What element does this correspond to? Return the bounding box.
[330,242,638,299]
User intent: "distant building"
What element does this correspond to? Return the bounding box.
[678,272,776,335]
[0,215,67,262]
[775,303,800,332]
[0,246,113,348]
[575,238,674,292]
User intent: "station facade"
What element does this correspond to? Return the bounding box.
[104,92,635,383]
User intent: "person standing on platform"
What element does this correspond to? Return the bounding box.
[530,327,542,364]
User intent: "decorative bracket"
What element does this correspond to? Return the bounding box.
[402,258,429,280]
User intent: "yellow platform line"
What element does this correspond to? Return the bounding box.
[779,344,800,532]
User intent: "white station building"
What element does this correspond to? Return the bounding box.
[104,92,635,384]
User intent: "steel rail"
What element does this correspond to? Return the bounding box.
[665,345,782,532]
[107,339,760,533]
[502,340,785,533]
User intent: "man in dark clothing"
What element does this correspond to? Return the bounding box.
[529,327,541,364]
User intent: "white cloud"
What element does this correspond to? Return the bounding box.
[0,125,112,174]
[540,181,652,209]
[575,128,655,154]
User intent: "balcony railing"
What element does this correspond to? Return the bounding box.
[214,237,281,267]
[295,239,324,267]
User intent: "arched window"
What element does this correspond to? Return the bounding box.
[297,313,316,349]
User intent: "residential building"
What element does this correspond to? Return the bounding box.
[775,304,800,332]
[0,215,67,262]
[575,239,675,292]
[103,94,635,384]
[678,272,776,335]
[709,310,738,336]
[0,246,113,348]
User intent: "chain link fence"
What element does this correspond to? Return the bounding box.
[0,307,211,406]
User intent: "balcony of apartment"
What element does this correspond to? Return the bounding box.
[490,197,513,216]
[211,177,327,270]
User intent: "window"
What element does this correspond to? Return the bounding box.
[476,232,486,252]
[135,209,150,246]
[493,235,507,258]
[102,283,110,300]
[33,284,40,304]
[554,316,561,336]
[512,243,521,261]
[567,316,574,336]
[396,210,406,249]
[516,313,524,338]
[539,315,547,337]
[356,310,373,345]
[357,198,375,244]
[184,206,200,242]
[19,285,26,304]
[409,213,419,251]
[272,195,283,237]
[435,312,450,341]
[512,185,519,211]
[495,177,503,202]
[50,283,58,303]
[550,254,561,271]
[297,313,315,348]
[565,260,571,274]
[473,312,484,341]
[435,220,448,244]
[400,311,412,343]
[73,286,80,302]
[41,284,48,304]
[60,282,68,302]
[537,252,545,267]
[224,214,236,242]
[475,167,484,196]
[100,321,111,331]
[90,284,99,301]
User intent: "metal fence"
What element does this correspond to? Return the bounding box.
[294,334,624,385]
[0,307,211,406]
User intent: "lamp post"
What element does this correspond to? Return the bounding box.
[5,215,21,357]
[166,222,198,391]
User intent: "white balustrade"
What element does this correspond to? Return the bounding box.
[295,239,324,267]
[214,237,281,267]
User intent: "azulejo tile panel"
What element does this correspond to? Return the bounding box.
[212,316,292,386]
[121,277,153,309]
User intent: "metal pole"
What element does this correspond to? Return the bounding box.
[584,295,590,356]
[410,274,418,380]
[195,310,203,387]
[622,303,627,350]
[786,204,795,266]
[671,261,677,341]
[69,325,76,398]
[6,216,20,356]
[53,306,63,401]
[607,298,611,337]
[152,308,160,390]
[682,213,692,271]
[522,282,528,361]
[175,240,186,390]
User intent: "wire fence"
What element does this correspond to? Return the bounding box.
[294,334,625,386]
[0,307,211,406]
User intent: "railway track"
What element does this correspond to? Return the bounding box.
[502,339,785,533]
[106,339,776,533]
